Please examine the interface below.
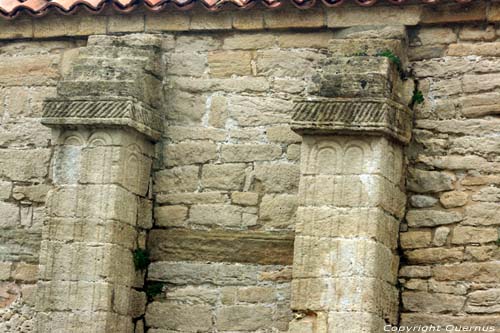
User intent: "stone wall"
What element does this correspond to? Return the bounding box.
[0,1,499,332]
[400,23,500,331]
[0,40,82,331]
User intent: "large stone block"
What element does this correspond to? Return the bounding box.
[221,144,282,163]
[154,166,200,193]
[148,229,294,265]
[145,302,212,331]
[46,185,137,226]
[0,149,51,181]
[201,163,247,191]
[254,163,300,193]
[164,141,217,167]
[216,305,274,331]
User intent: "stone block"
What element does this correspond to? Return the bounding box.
[154,166,200,193]
[145,12,190,31]
[400,231,432,249]
[164,141,217,167]
[433,262,500,283]
[405,209,463,227]
[407,169,455,193]
[156,192,228,205]
[451,226,498,245]
[148,229,294,265]
[266,126,302,144]
[402,291,465,313]
[447,42,500,57]
[209,95,228,128]
[231,192,259,206]
[165,126,226,142]
[228,95,293,126]
[0,20,33,39]
[0,201,19,228]
[148,261,271,286]
[260,194,298,229]
[278,32,333,49]
[287,144,301,161]
[137,198,153,230]
[175,35,221,53]
[414,27,457,46]
[0,54,61,86]
[406,248,464,265]
[223,34,275,50]
[47,185,138,226]
[190,10,232,30]
[254,163,300,193]
[216,305,274,331]
[221,144,282,163]
[11,262,38,282]
[399,266,431,278]
[0,262,11,280]
[459,25,496,41]
[208,51,253,78]
[43,218,137,249]
[264,8,324,29]
[154,205,188,227]
[465,289,500,313]
[12,184,51,203]
[232,11,265,30]
[256,49,324,77]
[201,163,247,191]
[421,2,486,24]
[296,207,399,250]
[440,191,468,208]
[34,15,106,38]
[108,15,145,33]
[433,226,450,247]
[409,195,438,208]
[464,203,500,226]
[188,204,256,228]
[327,5,421,27]
[0,149,51,181]
[146,302,212,332]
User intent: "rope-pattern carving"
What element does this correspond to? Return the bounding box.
[291,99,412,144]
[42,99,162,134]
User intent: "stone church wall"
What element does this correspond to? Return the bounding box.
[0,1,498,331]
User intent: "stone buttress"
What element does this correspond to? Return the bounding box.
[36,34,163,333]
[289,36,413,332]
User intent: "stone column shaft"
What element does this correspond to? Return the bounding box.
[36,34,163,333]
[289,37,412,333]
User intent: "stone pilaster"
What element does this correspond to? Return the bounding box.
[289,37,412,332]
[36,35,163,333]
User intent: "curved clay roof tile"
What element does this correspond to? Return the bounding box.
[0,0,475,20]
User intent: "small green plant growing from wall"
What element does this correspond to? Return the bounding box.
[376,49,402,70]
[145,282,165,300]
[410,89,425,107]
[133,248,150,271]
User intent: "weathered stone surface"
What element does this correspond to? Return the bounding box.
[0,149,50,181]
[202,163,247,191]
[223,34,275,50]
[231,192,259,206]
[406,209,463,227]
[407,169,455,193]
[440,191,468,208]
[433,226,450,247]
[208,51,253,78]
[465,289,500,313]
[409,195,438,208]
[451,226,498,245]
[216,305,274,330]
[406,248,464,264]
[146,302,212,331]
[254,164,300,193]
[0,201,19,228]
[400,231,432,249]
[148,229,294,265]
[164,142,217,167]
[399,266,432,278]
[154,205,188,227]
[188,204,257,228]
[402,291,465,313]
[433,262,500,283]
[154,166,200,193]
[259,194,298,229]
[221,144,282,162]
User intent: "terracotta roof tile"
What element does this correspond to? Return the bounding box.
[0,0,474,20]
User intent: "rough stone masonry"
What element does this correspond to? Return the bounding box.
[0,1,499,333]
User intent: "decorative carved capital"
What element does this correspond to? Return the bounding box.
[42,98,162,141]
[291,97,412,144]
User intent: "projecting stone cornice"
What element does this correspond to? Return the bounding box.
[291,97,412,145]
[42,98,162,141]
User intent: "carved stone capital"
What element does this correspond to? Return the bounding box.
[291,98,412,145]
[42,98,162,141]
